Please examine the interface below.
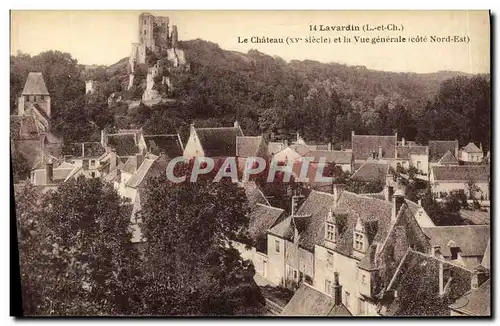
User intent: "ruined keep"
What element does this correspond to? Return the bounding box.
[128,12,188,102]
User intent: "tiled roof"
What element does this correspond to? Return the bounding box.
[395,146,428,158]
[462,142,482,153]
[195,126,243,157]
[449,279,490,316]
[437,150,459,165]
[381,249,472,316]
[32,166,77,185]
[21,72,49,95]
[429,140,458,162]
[281,283,351,316]
[241,181,270,208]
[405,200,435,228]
[106,134,139,156]
[306,150,352,164]
[144,134,183,157]
[247,203,284,242]
[351,161,389,183]
[62,142,105,158]
[126,154,166,189]
[270,190,393,255]
[431,165,490,182]
[459,209,490,225]
[289,143,311,156]
[422,225,490,258]
[236,136,263,157]
[268,142,286,156]
[352,134,396,160]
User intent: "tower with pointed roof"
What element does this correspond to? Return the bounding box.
[18,72,51,118]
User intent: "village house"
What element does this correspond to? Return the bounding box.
[429,165,490,200]
[143,134,184,157]
[183,121,243,160]
[101,128,147,158]
[394,140,429,174]
[236,135,269,173]
[428,140,460,168]
[266,184,432,316]
[351,131,397,165]
[30,158,81,191]
[350,161,390,184]
[268,140,287,157]
[61,142,107,178]
[449,239,490,316]
[422,225,490,270]
[459,142,484,163]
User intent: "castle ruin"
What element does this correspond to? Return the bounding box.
[128,13,188,102]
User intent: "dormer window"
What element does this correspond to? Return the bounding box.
[353,231,365,252]
[325,208,339,244]
[326,222,336,242]
[450,247,459,260]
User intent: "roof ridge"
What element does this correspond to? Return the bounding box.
[196,126,238,130]
[255,203,284,212]
[144,134,179,137]
[423,224,489,229]
[410,250,473,272]
[353,135,396,138]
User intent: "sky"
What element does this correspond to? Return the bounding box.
[10,10,490,74]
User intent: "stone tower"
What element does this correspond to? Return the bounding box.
[171,25,179,48]
[139,13,155,49]
[18,72,51,118]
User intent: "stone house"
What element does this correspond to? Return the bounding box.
[394,145,429,174]
[236,135,269,174]
[428,140,460,168]
[351,131,397,165]
[62,142,107,178]
[266,185,432,316]
[429,165,490,200]
[459,142,484,163]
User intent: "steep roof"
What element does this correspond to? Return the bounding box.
[289,143,311,156]
[247,203,284,242]
[62,142,106,158]
[126,154,166,189]
[449,279,490,316]
[236,136,263,157]
[306,150,352,165]
[422,225,490,258]
[431,165,490,182]
[462,142,482,153]
[268,141,286,156]
[241,181,270,208]
[381,249,472,316]
[269,190,393,256]
[437,150,459,165]
[351,161,389,183]
[144,134,183,157]
[405,200,435,228]
[352,134,396,160]
[281,283,351,316]
[21,72,49,95]
[195,126,243,157]
[106,134,139,156]
[429,140,458,162]
[32,166,78,185]
[396,146,428,158]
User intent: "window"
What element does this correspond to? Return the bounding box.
[327,251,334,270]
[326,223,336,241]
[25,95,29,101]
[275,240,280,253]
[450,247,459,260]
[354,232,364,252]
[344,291,350,309]
[325,279,333,295]
[293,270,298,280]
[358,298,366,315]
[90,172,96,178]
[143,19,147,25]
[90,160,96,166]
[417,161,421,169]
[361,274,366,284]
[144,30,147,35]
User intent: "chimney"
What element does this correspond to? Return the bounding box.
[378,146,383,159]
[480,142,483,152]
[394,147,398,159]
[18,96,25,115]
[44,96,51,117]
[136,153,144,169]
[333,272,342,305]
[81,143,85,158]
[392,195,405,223]
[109,149,117,172]
[101,129,108,147]
[234,120,240,129]
[328,142,332,151]
[438,261,445,295]
[46,158,54,184]
[333,184,345,208]
[455,140,459,158]
[402,137,406,147]
[340,144,344,151]
[432,245,441,257]
[369,244,377,264]
[190,122,195,135]
[384,185,394,202]
[296,132,300,142]
[284,139,289,147]
[351,130,355,140]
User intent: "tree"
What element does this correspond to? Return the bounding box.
[11,150,31,183]
[136,175,265,315]
[16,177,142,315]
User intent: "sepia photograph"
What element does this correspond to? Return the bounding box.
[10,10,491,317]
